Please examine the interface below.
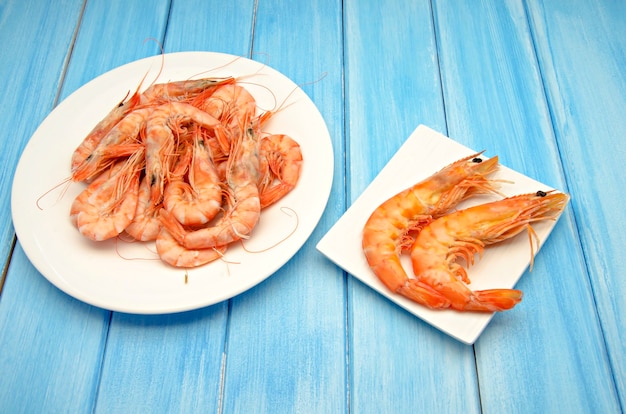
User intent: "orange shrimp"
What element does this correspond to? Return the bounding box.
[145,102,222,206]
[362,153,501,308]
[160,115,262,249]
[124,175,161,241]
[163,129,223,226]
[258,134,303,208]
[70,82,144,172]
[125,139,194,241]
[156,228,227,268]
[409,190,569,312]
[70,152,143,241]
[71,107,152,183]
[70,76,232,173]
[192,83,257,155]
[139,76,235,106]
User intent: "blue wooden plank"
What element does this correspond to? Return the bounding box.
[432,0,619,412]
[95,308,229,413]
[163,0,254,55]
[526,0,626,407]
[91,1,255,412]
[0,0,82,282]
[58,0,171,100]
[0,2,108,412]
[220,0,347,412]
[0,0,172,412]
[0,246,109,412]
[343,0,482,412]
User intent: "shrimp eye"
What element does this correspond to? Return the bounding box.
[536,190,547,197]
[472,157,483,163]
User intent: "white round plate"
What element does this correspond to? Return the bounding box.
[11,52,334,314]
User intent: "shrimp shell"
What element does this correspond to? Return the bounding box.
[410,190,569,311]
[156,228,227,268]
[124,175,162,241]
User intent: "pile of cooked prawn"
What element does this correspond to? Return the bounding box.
[362,153,569,312]
[69,76,302,268]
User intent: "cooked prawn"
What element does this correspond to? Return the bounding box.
[145,102,222,206]
[139,76,235,106]
[163,129,223,226]
[409,190,569,311]
[156,228,227,268]
[70,80,144,171]
[192,83,257,155]
[72,107,152,183]
[258,134,303,208]
[70,152,143,241]
[70,76,232,173]
[124,175,162,241]
[160,115,262,249]
[362,153,500,308]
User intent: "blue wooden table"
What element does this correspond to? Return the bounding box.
[1,1,624,412]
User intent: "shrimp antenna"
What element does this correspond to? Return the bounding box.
[241,206,299,253]
[250,51,271,66]
[36,177,72,210]
[263,71,329,118]
[113,236,161,261]
[139,37,167,92]
[186,55,245,81]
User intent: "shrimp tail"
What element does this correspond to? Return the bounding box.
[460,289,523,312]
[398,278,522,312]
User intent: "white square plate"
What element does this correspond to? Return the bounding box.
[316,125,567,344]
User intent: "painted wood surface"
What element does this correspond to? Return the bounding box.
[0,0,82,280]
[526,0,626,407]
[0,0,624,412]
[220,1,347,413]
[432,0,619,412]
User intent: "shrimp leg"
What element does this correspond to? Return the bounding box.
[72,107,152,182]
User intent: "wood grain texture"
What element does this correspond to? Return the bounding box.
[0,2,108,412]
[0,0,623,412]
[0,0,170,412]
[433,0,619,412]
[164,0,254,55]
[0,245,109,412]
[344,0,481,412]
[57,0,171,100]
[0,0,82,285]
[221,0,347,412]
[526,0,626,406]
[95,307,229,413]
